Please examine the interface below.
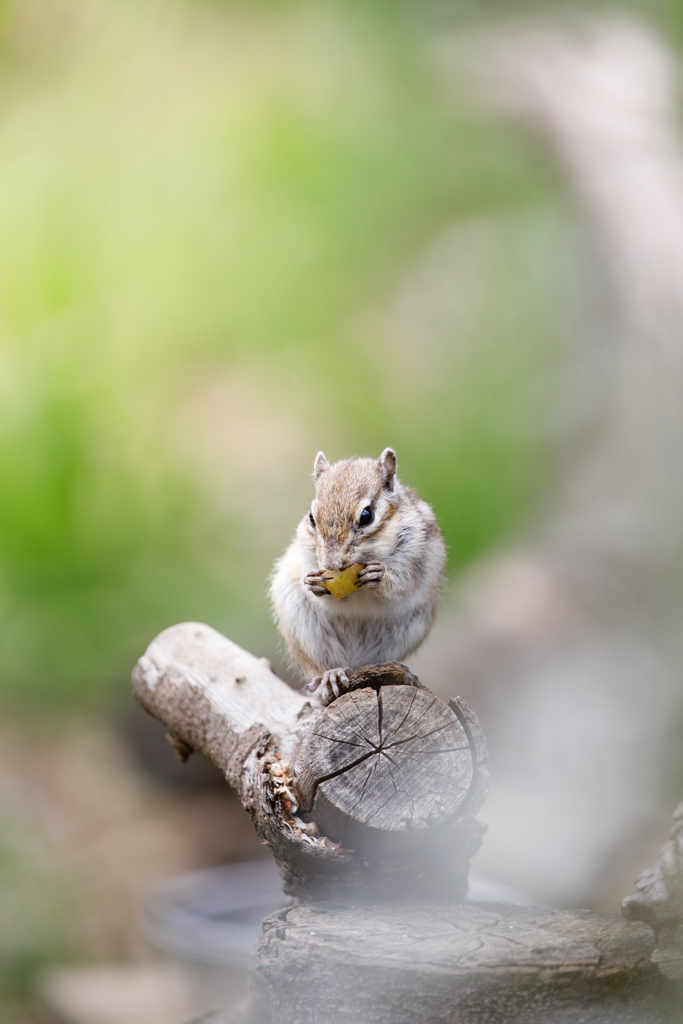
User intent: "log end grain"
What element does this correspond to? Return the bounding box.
[293,685,488,861]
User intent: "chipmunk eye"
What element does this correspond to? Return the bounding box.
[309,512,316,528]
[359,506,374,527]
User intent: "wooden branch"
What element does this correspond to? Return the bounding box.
[132,622,311,789]
[132,622,488,900]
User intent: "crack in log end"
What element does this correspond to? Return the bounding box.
[377,687,384,747]
[302,686,483,846]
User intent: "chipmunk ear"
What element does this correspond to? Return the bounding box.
[313,451,329,480]
[378,448,397,492]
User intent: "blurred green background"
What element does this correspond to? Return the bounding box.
[0,0,681,1018]
[0,0,566,710]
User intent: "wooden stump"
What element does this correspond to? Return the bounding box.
[132,623,488,900]
[242,900,679,1024]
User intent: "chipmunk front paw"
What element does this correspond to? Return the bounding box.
[358,562,385,588]
[303,667,351,705]
[304,571,330,596]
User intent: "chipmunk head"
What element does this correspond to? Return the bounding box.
[307,448,398,571]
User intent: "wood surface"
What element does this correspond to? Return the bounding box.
[623,801,683,979]
[244,900,678,1024]
[294,685,485,861]
[132,622,488,899]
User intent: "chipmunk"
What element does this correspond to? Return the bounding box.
[269,448,446,704]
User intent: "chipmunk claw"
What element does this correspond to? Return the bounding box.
[303,667,351,705]
[358,562,385,588]
[304,572,330,597]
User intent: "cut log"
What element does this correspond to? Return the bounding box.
[242,900,678,1024]
[294,686,486,858]
[132,622,488,900]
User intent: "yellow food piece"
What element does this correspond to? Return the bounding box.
[321,563,365,600]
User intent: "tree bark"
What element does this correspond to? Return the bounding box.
[623,801,683,980]
[132,622,487,900]
[240,900,677,1024]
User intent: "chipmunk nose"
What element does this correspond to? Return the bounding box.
[319,545,346,571]
[322,557,346,571]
